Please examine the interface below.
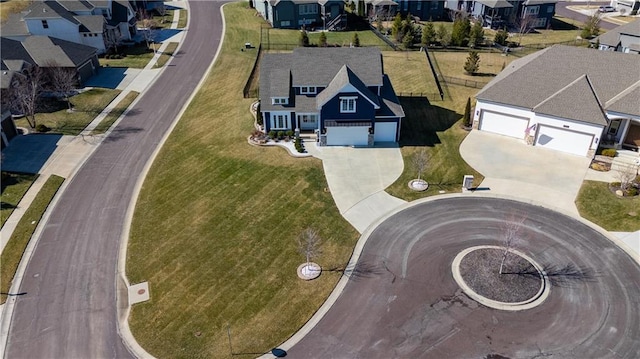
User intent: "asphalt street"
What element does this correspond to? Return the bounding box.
[557,1,618,30]
[5,1,226,358]
[288,197,640,358]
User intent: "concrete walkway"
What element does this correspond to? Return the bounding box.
[305,143,407,233]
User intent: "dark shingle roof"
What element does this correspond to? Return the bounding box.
[377,74,404,118]
[57,0,94,12]
[316,65,379,109]
[259,53,292,111]
[476,45,640,122]
[291,47,383,87]
[593,19,640,47]
[1,36,97,70]
[476,0,513,8]
[75,14,105,33]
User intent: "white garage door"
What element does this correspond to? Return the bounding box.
[326,126,370,146]
[535,125,593,157]
[479,110,529,139]
[374,122,397,142]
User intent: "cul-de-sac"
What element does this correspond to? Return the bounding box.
[1,1,639,358]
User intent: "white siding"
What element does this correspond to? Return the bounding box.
[535,125,594,156]
[25,18,82,43]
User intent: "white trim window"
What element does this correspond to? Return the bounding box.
[271,113,290,130]
[272,97,288,105]
[297,113,318,125]
[526,6,540,15]
[300,86,316,95]
[280,20,290,27]
[340,97,357,113]
[533,17,546,28]
[299,4,318,15]
[416,1,421,11]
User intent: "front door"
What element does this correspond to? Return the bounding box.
[624,123,640,148]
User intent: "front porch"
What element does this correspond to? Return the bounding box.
[602,116,640,152]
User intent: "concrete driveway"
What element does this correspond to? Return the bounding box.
[307,144,406,233]
[460,130,591,215]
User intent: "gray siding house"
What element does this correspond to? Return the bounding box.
[593,19,640,54]
[254,0,346,29]
[259,47,404,146]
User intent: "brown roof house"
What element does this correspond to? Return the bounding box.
[473,45,640,157]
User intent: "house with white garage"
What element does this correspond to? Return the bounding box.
[259,47,405,146]
[473,45,640,157]
[593,19,640,54]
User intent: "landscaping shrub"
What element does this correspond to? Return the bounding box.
[628,188,638,197]
[36,124,51,132]
[294,136,305,153]
[611,181,621,187]
[277,130,285,139]
[494,29,508,46]
[602,148,617,157]
[268,130,276,139]
[285,130,294,138]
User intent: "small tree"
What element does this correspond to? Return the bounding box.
[451,17,471,47]
[376,17,384,32]
[516,14,536,45]
[469,20,484,48]
[352,32,360,47]
[463,97,472,127]
[421,21,436,46]
[615,165,637,193]
[319,31,327,47]
[437,24,451,47]
[298,228,322,267]
[391,13,403,42]
[581,13,601,39]
[11,64,45,129]
[157,4,168,24]
[402,32,413,49]
[499,214,527,275]
[299,29,310,47]
[412,149,429,181]
[494,28,508,46]
[464,51,480,75]
[45,61,78,111]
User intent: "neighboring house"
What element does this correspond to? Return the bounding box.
[254,0,346,29]
[1,107,19,150]
[592,19,640,54]
[446,0,556,29]
[0,0,137,54]
[130,0,166,12]
[1,36,100,85]
[364,1,447,21]
[611,0,640,14]
[473,45,640,157]
[259,47,405,146]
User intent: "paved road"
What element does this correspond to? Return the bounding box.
[557,1,617,30]
[5,1,226,358]
[288,197,640,358]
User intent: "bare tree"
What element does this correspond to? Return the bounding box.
[516,14,536,46]
[412,149,429,181]
[157,4,168,24]
[298,228,322,267]
[614,164,637,193]
[499,213,527,275]
[44,61,78,111]
[10,65,45,129]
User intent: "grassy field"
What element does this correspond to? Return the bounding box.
[178,6,188,28]
[386,85,484,201]
[431,50,516,81]
[0,175,64,304]
[1,173,38,228]
[14,89,121,135]
[91,91,139,135]
[127,3,358,358]
[576,181,640,232]
[99,44,156,68]
[264,28,392,49]
[0,0,32,23]
[383,51,438,96]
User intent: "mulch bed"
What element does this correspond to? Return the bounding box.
[459,248,542,303]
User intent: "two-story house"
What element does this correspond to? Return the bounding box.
[593,19,640,54]
[259,47,405,146]
[446,0,556,29]
[362,1,447,21]
[0,0,136,54]
[254,0,346,29]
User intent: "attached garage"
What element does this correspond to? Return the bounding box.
[325,121,370,146]
[479,110,529,139]
[374,122,398,142]
[535,125,594,156]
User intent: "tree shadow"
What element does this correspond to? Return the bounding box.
[551,17,579,31]
[102,126,144,143]
[398,97,461,147]
[0,202,17,210]
[510,263,598,288]
[324,260,387,282]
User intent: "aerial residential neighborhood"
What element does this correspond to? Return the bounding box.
[1,1,639,359]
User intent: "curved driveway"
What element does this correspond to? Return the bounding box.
[5,2,226,358]
[288,197,640,358]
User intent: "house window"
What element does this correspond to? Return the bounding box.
[297,114,318,123]
[403,0,408,12]
[300,86,316,95]
[608,119,621,135]
[416,2,421,11]
[42,20,49,29]
[526,6,540,15]
[280,20,290,27]
[340,97,357,113]
[533,18,547,28]
[271,114,290,129]
[272,97,288,105]
[299,4,317,15]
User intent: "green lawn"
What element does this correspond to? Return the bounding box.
[264,28,392,49]
[576,181,640,232]
[127,3,358,358]
[1,172,38,228]
[1,175,64,304]
[156,42,179,67]
[431,50,516,81]
[383,51,439,97]
[91,91,139,135]
[386,85,484,201]
[14,89,121,135]
[137,10,174,30]
[178,7,188,28]
[99,43,155,69]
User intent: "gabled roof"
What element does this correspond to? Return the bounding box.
[476,45,640,122]
[533,75,607,125]
[593,19,640,47]
[291,47,383,87]
[316,65,380,109]
[606,82,640,118]
[1,36,98,70]
[109,0,133,26]
[476,0,513,9]
[57,0,95,13]
[75,14,105,33]
[524,0,558,5]
[259,53,292,111]
[0,14,30,37]
[378,74,404,118]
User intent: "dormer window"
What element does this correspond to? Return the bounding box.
[340,97,357,113]
[272,97,288,105]
[300,86,316,95]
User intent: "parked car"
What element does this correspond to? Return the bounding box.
[598,6,616,12]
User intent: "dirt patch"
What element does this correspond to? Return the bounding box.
[459,248,542,303]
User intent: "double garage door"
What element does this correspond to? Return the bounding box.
[326,122,398,146]
[480,110,594,157]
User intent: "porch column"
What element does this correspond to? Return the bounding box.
[618,118,632,148]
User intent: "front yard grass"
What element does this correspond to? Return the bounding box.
[155,42,179,67]
[14,88,121,135]
[177,6,188,28]
[0,175,64,304]
[99,43,155,68]
[576,181,640,232]
[127,3,358,358]
[0,172,38,228]
[91,91,139,135]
